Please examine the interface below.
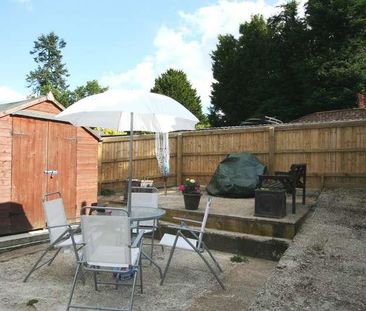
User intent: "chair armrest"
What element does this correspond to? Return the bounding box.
[132,230,145,248]
[47,224,71,230]
[81,206,129,216]
[173,217,202,224]
[166,224,202,233]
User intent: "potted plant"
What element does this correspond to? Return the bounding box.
[178,178,202,210]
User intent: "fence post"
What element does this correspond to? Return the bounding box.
[176,133,183,186]
[268,127,275,174]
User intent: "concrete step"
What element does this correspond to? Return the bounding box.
[0,224,80,253]
[159,221,291,261]
[1,222,291,262]
[0,229,49,253]
[161,206,310,240]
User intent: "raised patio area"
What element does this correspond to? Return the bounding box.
[100,189,317,261]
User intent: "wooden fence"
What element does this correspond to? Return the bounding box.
[99,120,366,192]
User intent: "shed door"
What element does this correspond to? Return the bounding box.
[11,117,48,229]
[47,122,77,221]
[11,117,77,230]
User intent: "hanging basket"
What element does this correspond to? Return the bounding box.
[183,193,202,210]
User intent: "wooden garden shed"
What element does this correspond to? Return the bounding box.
[0,93,100,236]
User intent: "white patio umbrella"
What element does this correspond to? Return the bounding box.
[55,89,199,214]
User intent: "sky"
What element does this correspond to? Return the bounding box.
[0,0,304,111]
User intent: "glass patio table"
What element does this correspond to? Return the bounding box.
[125,206,166,222]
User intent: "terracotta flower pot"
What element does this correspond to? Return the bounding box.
[183,193,202,210]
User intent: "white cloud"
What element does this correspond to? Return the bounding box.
[101,58,155,91]
[13,0,33,10]
[100,0,285,112]
[0,86,26,104]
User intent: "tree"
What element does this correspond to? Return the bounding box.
[209,0,366,125]
[210,15,274,126]
[209,34,240,126]
[304,0,366,112]
[26,32,70,106]
[151,69,206,123]
[69,80,108,104]
[263,1,309,120]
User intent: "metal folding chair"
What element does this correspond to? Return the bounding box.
[23,192,82,282]
[159,197,225,289]
[66,214,144,311]
[131,187,164,259]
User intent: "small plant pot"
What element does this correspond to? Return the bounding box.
[183,193,202,210]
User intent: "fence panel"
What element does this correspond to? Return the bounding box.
[99,121,366,191]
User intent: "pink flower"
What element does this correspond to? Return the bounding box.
[178,178,201,194]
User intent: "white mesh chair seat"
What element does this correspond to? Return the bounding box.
[23,192,82,283]
[86,246,140,268]
[159,234,197,251]
[159,197,225,289]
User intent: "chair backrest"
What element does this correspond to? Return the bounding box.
[131,191,159,226]
[289,163,307,188]
[131,192,159,208]
[197,197,212,249]
[43,194,68,244]
[81,215,132,267]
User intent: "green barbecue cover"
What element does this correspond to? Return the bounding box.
[206,153,267,198]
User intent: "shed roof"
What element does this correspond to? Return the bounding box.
[0,93,100,141]
[290,108,366,124]
[0,93,64,117]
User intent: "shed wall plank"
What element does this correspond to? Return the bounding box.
[76,128,98,216]
[0,116,12,202]
[26,101,62,114]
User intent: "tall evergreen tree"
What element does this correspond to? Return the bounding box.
[209,34,239,126]
[210,15,274,126]
[151,69,206,123]
[209,0,366,125]
[264,1,309,119]
[26,32,70,106]
[305,0,366,111]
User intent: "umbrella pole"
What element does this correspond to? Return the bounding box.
[127,112,134,215]
[164,176,167,195]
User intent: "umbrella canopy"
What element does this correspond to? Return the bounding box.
[55,89,199,214]
[56,89,198,132]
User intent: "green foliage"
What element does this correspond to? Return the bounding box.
[69,80,108,105]
[26,299,39,306]
[26,32,70,106]
[209,0,366,126]
[100,188,115,196]
[230,255,249,263]
[304,0,366,112]
[151,69,206,125]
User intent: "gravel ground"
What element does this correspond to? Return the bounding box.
[0,241,275,311]
[2,188,363,311]
[249,188,366,311]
